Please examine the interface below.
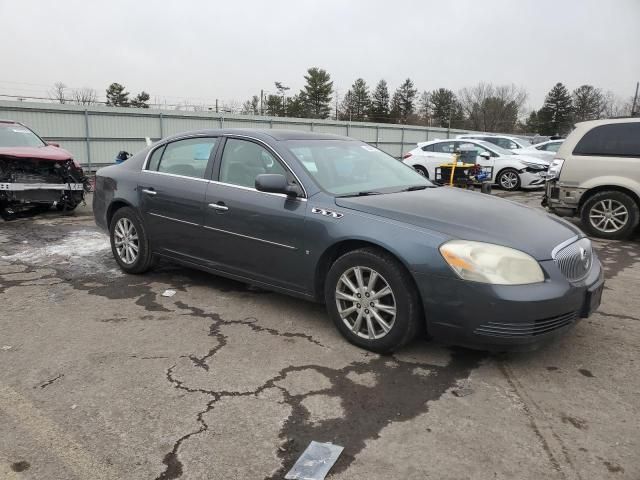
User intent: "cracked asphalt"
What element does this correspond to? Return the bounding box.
[1,191,638,480]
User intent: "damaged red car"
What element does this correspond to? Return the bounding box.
[0,120,90,219]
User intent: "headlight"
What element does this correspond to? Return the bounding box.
[439,240,545,285]
[546,158,564,179]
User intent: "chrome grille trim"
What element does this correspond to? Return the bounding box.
[553,237,593,282]
[475,311,578,338]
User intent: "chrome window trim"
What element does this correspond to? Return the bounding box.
[141,132,309,199]
[208,180,307,201]
[222,133,308,199]
[203,225,297,250]
[141,170,211,183]
[148,212,200,227]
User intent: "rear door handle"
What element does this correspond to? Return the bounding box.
[208,202,228,212]
[141,188,157,196]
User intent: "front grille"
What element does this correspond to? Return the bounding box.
[475,311,578,338]
[553,237,593,282]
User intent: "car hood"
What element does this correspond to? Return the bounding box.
[335,187,582,260]
[511,153,550,165]
[0,145,74,161]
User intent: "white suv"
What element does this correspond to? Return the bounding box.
[543,118,640,239]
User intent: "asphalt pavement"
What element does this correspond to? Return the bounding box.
[0,191,638,479]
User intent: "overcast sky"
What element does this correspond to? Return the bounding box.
[1,0,638,111]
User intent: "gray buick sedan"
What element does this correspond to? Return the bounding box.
[93,129,604,353]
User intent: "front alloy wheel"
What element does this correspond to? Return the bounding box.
[498,168,521,191]
[335,266,396,340]
[325,247,421,353]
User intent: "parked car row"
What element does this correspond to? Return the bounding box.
[402,138,549,190]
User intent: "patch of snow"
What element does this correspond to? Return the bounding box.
[1,230,111,264]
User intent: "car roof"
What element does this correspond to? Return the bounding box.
[163,128,354,143]
[574,117,640,127]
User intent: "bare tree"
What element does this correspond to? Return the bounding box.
[71,87,97,105]
[49,82,68,104]
[459,82,527,132]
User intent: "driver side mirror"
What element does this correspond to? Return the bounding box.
[47,142,60,148]
[255,174,301,197]
[479,152,491,160]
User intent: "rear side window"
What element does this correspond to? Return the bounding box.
[573,123,640,157]
[151,137,217,178]
[421,144,434,152]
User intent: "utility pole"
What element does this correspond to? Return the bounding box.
[632,81,639,117]
[260,89,264,116]
[215,99,218,113]
[335,90,339,120]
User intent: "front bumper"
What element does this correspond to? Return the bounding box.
[519,170,547,189]
[414,256,604,351]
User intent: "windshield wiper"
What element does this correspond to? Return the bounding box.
[336,191,385,198]
[401,185,431,192]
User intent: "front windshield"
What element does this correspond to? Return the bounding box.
[0,124,46,148]
[286,140,431,196]
[476,140,513,156]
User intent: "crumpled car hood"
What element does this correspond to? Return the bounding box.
[0,145,73,161]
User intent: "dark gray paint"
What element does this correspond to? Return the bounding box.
[93,129,603,349]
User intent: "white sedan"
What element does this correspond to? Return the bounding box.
[402,139,549,191]
[516,139,564,160]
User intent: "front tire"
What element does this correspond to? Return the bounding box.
[109,207,155,274]
[581,191,639,240]
[324,248,422,353]
[497,168,521,191]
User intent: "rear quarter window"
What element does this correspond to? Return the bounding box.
[573,123,640,157]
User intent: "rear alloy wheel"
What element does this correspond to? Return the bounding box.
[497,168,521,191]
[109,207,156,274]
[581,191,639,240]
[325,248,421,353]
[413,165,428,178]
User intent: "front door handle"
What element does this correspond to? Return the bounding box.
[141,188,157,196]
[208,202,228,212]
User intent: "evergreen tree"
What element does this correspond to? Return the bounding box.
[129,91,150,108]
[286,94,308,118]
[301,67,333,119]
[369,80,390,123]
[572,85,604,122]
[340,78,371,121]
[524,110,540,133]
[105,83,130,107]
[265,94,283,116]
[390,78,418,124]
[430,88,464,128]
[538,83,574,135]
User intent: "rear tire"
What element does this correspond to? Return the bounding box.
[324,248,422,353]
[413,165,428,178]
[109,207,156,274]
[497,168,521,191]
[580,190,639,240]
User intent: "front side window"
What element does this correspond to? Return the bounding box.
[219,138,287,188]
[287,140,430,196]
[573,123,640,157]
[0,124,46,148]
[459,142,490,156]
[149,137,217,178]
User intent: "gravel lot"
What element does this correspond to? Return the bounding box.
[1,191,638,480]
